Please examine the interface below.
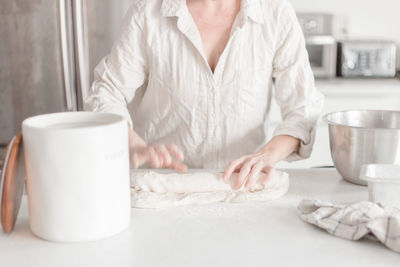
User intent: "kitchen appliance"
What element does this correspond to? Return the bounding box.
[305,35,337,79]
[1,112,131,242]
[297,13,333,35]
[361,164,400,208]
[0,0,132,147]
[337,40,397,78]
[297,13,337,79]
[324,110,400,186]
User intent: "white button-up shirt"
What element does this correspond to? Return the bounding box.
[85,0,324,169]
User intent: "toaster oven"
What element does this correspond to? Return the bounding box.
[337,40,397,78]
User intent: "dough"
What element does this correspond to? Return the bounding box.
[130,170,289,208]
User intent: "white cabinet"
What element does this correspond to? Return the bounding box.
[270,79,400,169]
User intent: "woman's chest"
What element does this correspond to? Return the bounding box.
[195,24,233,72]
[147,22,274,83]
[144,23,274,115]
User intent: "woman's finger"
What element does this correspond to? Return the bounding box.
[166,144,185,161]
[148,146,161,168]
[155,144,172,167]
[245,162,263,189]
[226,161,245,177]
[223,156,246,181]
[130,147,147,168]
[260,167,275,185]
[232,161,245,173]
[235,158,256,189]
[170,160,188,173]
[131,152,139,168]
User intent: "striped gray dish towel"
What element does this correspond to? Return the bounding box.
[298,199,400,253]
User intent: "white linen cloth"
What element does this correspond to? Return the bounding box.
[84,0,324,169]
[298,199,400,253]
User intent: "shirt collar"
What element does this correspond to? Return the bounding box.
[160,0,182,17]
[241,0,265,24]
[161,0,265,24]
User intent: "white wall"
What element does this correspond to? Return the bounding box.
[289,0,400,68]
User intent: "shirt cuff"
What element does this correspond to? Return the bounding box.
[272,120,317,162]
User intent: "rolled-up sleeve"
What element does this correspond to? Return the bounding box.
[271,3,324,161]
[84,5,148,128]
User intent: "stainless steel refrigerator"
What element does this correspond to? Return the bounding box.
[0,0,133,150]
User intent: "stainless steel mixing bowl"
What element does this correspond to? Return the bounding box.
[324,110,400,185]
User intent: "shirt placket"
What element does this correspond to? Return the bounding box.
[175,5,245,168]
[211,23,245,168]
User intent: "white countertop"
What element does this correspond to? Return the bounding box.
[1,169,399,267]
[316,78,400,96]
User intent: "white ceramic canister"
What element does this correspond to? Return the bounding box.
[22,112,131,242]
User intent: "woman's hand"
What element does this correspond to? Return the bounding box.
[222,135,300,189]
[131,144,187,172]
[222,150,277,190]
[128,126,187,172]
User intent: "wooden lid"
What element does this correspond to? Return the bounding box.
[1,133,25,233]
